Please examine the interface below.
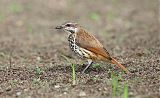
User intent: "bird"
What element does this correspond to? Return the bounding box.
[55,22,130,74]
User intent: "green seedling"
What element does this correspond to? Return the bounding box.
[35,66,43,76]
[10,79,18,85]
[32,78,41,85]
[10,1,23,13]
[27,26,33,33]
[32,78,49,88]
[61,54,77,85]
[92,76,98,82]
[89,12,100,21]
[111,73,119,97]
[92,63,101,69]
[71,64,76,85]
[111,72,129,98]
[123,83,128,98]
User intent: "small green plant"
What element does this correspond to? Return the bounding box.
[27,26,33,33]
[91,76,98,82]
[111,73,129,98]
[123,83,128,98]
[35,66,43,76]
[92,63,101,69]
[10,79,18,85]
[71,64,76,85]
[32,78,49,88]
[111,73,119,97]
[89,12,100,21]
[9,1,23,13]
[32,78,41,85]
[61,54,77,85]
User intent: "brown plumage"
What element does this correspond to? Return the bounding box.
[76,28,111,60]
[55,22,130,74]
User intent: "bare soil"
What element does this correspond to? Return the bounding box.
[0,0,159,98]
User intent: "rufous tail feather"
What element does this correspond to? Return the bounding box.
[111,57,130,74]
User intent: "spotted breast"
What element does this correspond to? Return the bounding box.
[68,33,90,58]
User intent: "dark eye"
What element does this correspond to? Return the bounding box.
[66,24,71,27]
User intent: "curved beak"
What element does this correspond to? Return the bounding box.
[55,25,63,29]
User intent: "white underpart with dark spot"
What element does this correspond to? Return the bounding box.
[68,34,85,58]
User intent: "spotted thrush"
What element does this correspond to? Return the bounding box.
[55,22,130,74]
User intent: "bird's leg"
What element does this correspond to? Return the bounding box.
[82,59,93,74]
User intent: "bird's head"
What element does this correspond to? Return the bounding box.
[55,22,80,33]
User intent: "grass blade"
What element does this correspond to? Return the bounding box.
[111,73,118,97]
[71,64,76,85]
[123,83,128,98]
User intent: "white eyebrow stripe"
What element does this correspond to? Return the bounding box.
[65,22,77,25]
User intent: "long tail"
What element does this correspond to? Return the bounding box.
[111,57,130,74]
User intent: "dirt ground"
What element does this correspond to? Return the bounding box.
[0,0,159,98]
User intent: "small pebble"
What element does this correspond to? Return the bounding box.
[78,91,86,97]
[36,56,41,61]
[63,92,67,94]
[54,85,60,89]
[24,88,28,92]
[16,92,21,96]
